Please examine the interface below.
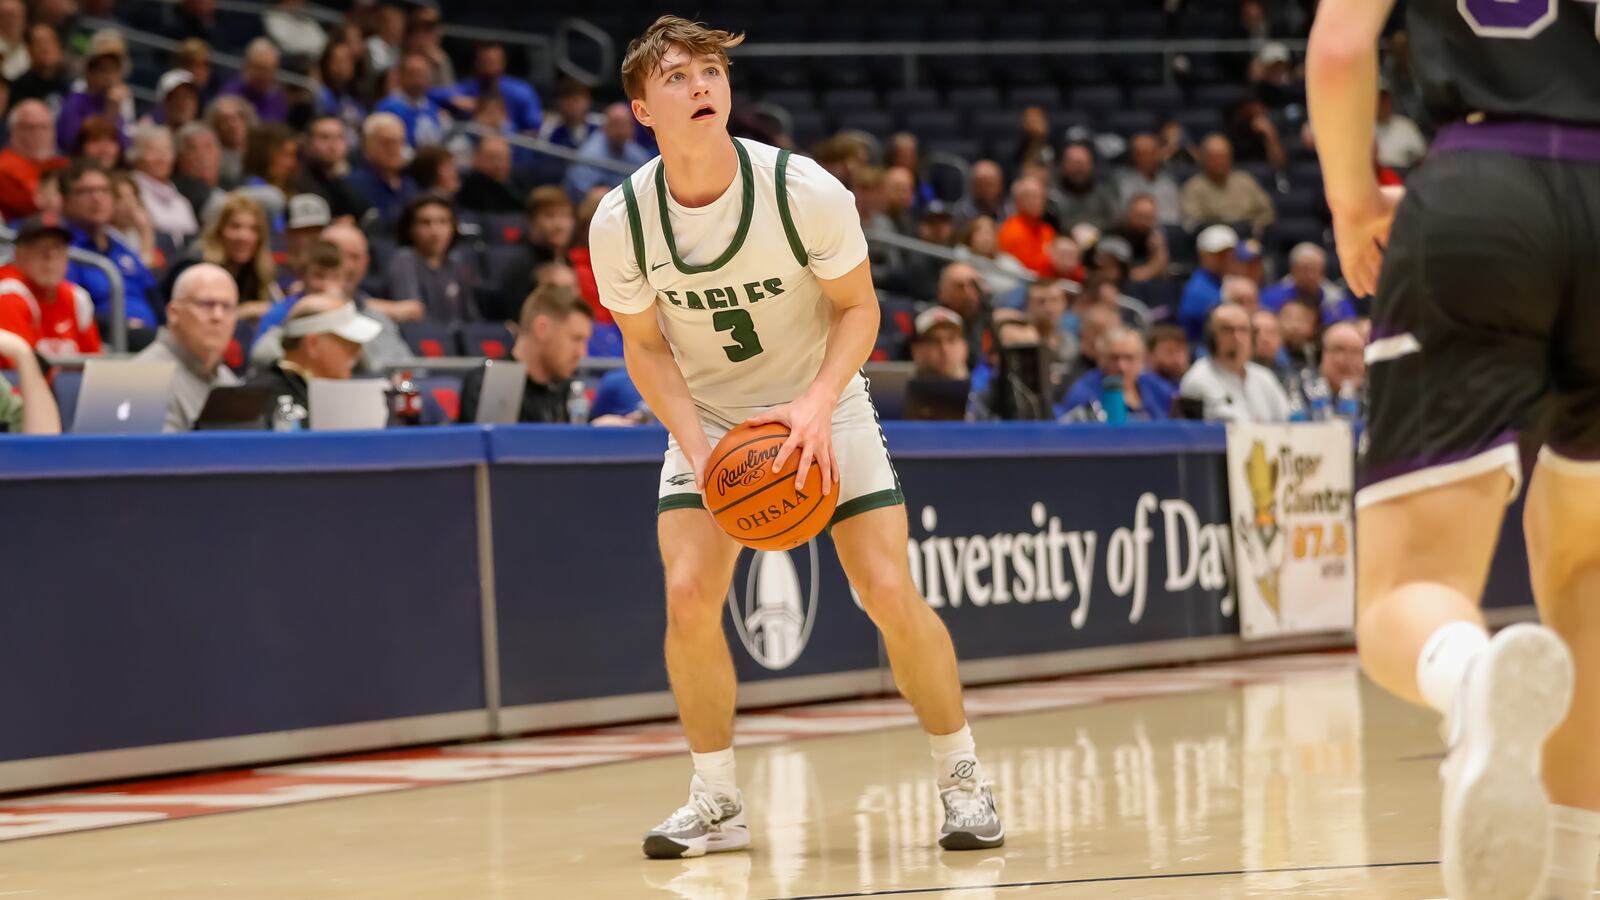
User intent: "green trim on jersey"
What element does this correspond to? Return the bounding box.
[620,176,649,276]
[828,488,905,528]
[657,493,706,514]
[657,140,756,275]
[775,149,808,267]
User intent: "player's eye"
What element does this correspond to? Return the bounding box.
[668,72,684,83]
[705,67,720,77]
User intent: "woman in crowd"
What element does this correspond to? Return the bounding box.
[109,172,164,271]
[236,123,301,230]
[73,115,122,170]
[206,96,257,187]
[407,145,459,198]
[128,124,198,248]
[955,215,1030,296]
[164,192,283,320]
[386,194,477,323]
[174,39,217,105]
[315,39,367,136]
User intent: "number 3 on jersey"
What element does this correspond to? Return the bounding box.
[714,309,765,362]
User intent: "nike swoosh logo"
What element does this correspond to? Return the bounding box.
[651,261,671,271]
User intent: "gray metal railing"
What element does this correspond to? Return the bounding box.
[474,123,639,175]
[0,227,130,353]
[733,37,1307,89]
[80,16,320,92]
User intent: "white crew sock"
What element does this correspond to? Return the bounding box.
[691,748,739,800]
[1540,804,1600,900]
[929,723,982,787]
[1416,621,1490,716]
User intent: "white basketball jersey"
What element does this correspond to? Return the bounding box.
[591,138,870,421]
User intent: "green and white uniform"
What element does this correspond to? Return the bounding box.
[591,137,901,522]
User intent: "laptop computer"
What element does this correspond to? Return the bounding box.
[307,379,389,431]
[864,361,915,421]
[72,359,178,434]
[193,385,276,431]
[473,359,527,425]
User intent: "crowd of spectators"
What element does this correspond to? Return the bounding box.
[0,0,1401,433]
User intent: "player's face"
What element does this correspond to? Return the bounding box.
[636,46,730,143]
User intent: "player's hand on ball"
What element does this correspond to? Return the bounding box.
[748,390,839,496]
[1331,185,1403,298]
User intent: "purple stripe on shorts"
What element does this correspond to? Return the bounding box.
[1432,120,1600,164]
[1358,430,1519,490]
[1367,322,1407,342]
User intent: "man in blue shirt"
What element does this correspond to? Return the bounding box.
[346,112,418,229]
[1177,224,1237,344]
[563,103,655,202]
[537,77,602,150]
[60,162,160,342]
[438,43,543,135]
[1260,241,1358,324]
[375,53,449,147]
[1056,325,1174,421]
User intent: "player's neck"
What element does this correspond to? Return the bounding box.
[659,135,738,209]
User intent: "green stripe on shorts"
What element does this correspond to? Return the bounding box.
[657,493,706,515]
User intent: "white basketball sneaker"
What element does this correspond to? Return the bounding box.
[938,778,1006,851]
[642,775,751,860]
[1439,623,1573,900]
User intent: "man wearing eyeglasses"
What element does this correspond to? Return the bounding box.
[0,214,100,361]
[1178,301,1291,422]
[135,262,239,432]
[61,161,161,347]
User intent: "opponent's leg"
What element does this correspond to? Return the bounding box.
[831,503,1003,850]
[1527,455,1600,900]
[644,508,748,860]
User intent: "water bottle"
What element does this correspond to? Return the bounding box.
[567,379,589,424]
[1286,386,1309,423]
[1336,380,1361,421]
[1304,375,1332,422]
[1100,374,1127,425]
[272,394,306,432]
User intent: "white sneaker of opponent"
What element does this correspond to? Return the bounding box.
[643,775,751,860]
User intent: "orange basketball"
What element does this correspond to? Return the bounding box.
[706,421,837,551]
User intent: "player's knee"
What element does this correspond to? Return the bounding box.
[664,569,726,635]
[853,566,919,632]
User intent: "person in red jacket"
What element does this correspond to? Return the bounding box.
[996,176,1057,277]
[0,215,101,361]
[0,101,68,220]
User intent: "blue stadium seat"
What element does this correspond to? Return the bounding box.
[1289,159,1325,187]
[834,109,895,136]
[994,13,1046,39]
[1275,188,1322,220]
[904,110,964,143]
[926,139,982,163]
[884,88,941,115]
[1006,85,1062,110]
[928,13,986,40]
[1164,224,1197,267]
[1068,85,1124,115]
[1104,108,1160,137]
[945,87,1002,112]
[458,321,515,359]
[399,321,454,359]
[873,14,926,41]
[787,111,829,147]
[1112,11,1167,38]
[413,374,463,424]
[1192,83,1248,111]
[228,318,255,375]
[587,323,624,358]
[1128,85,1186,116]
[1176,11,1231,37]
[1237,161,1278,191]
[1057,12,1109,38]
[477,245,528,286]
[972,109,1020,145]
[1266,217,1328,254]
[1174,107,1223,137]
[762,89,816,113]
[821,88,880,111]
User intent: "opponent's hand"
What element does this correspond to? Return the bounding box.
[1331,185,1404,299]
[747,389,839,496]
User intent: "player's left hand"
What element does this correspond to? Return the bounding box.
[747,389,839,497]
[1331,185,1404,298]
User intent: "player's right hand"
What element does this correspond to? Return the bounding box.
[1331,185,1403,299]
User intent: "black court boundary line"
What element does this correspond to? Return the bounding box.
[761,859,1438,899]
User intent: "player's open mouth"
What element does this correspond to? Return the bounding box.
[692,104,716,120]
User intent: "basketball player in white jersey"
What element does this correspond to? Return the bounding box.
[589,16,1004,859]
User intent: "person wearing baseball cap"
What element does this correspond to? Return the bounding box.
[153,70,202,131]
[1178,224,1239,344]
[56,30,131,152]
[245,292,382,413]
[0,213,101,359]
[910,306,970,382]
[284,193,332,275]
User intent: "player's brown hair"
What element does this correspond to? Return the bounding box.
[519,283,592,333]
[619,15,745,101]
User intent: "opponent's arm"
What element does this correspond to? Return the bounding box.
[1307,0,1401,297]
[614,308,714,489]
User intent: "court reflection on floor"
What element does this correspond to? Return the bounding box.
[639,667,1376,900]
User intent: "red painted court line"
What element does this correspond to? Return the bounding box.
[0,652,1357,843]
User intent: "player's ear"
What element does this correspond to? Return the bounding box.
[631,98,652,129]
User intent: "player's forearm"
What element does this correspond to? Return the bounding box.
[807,302,879,404]
[1307,14,1381,212]
[623,340,710,457]
[12,354,60,435]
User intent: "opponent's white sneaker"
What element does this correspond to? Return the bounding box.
[1440,623,1574,900]
[938,779,1005,851]
[643,775,751,860]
